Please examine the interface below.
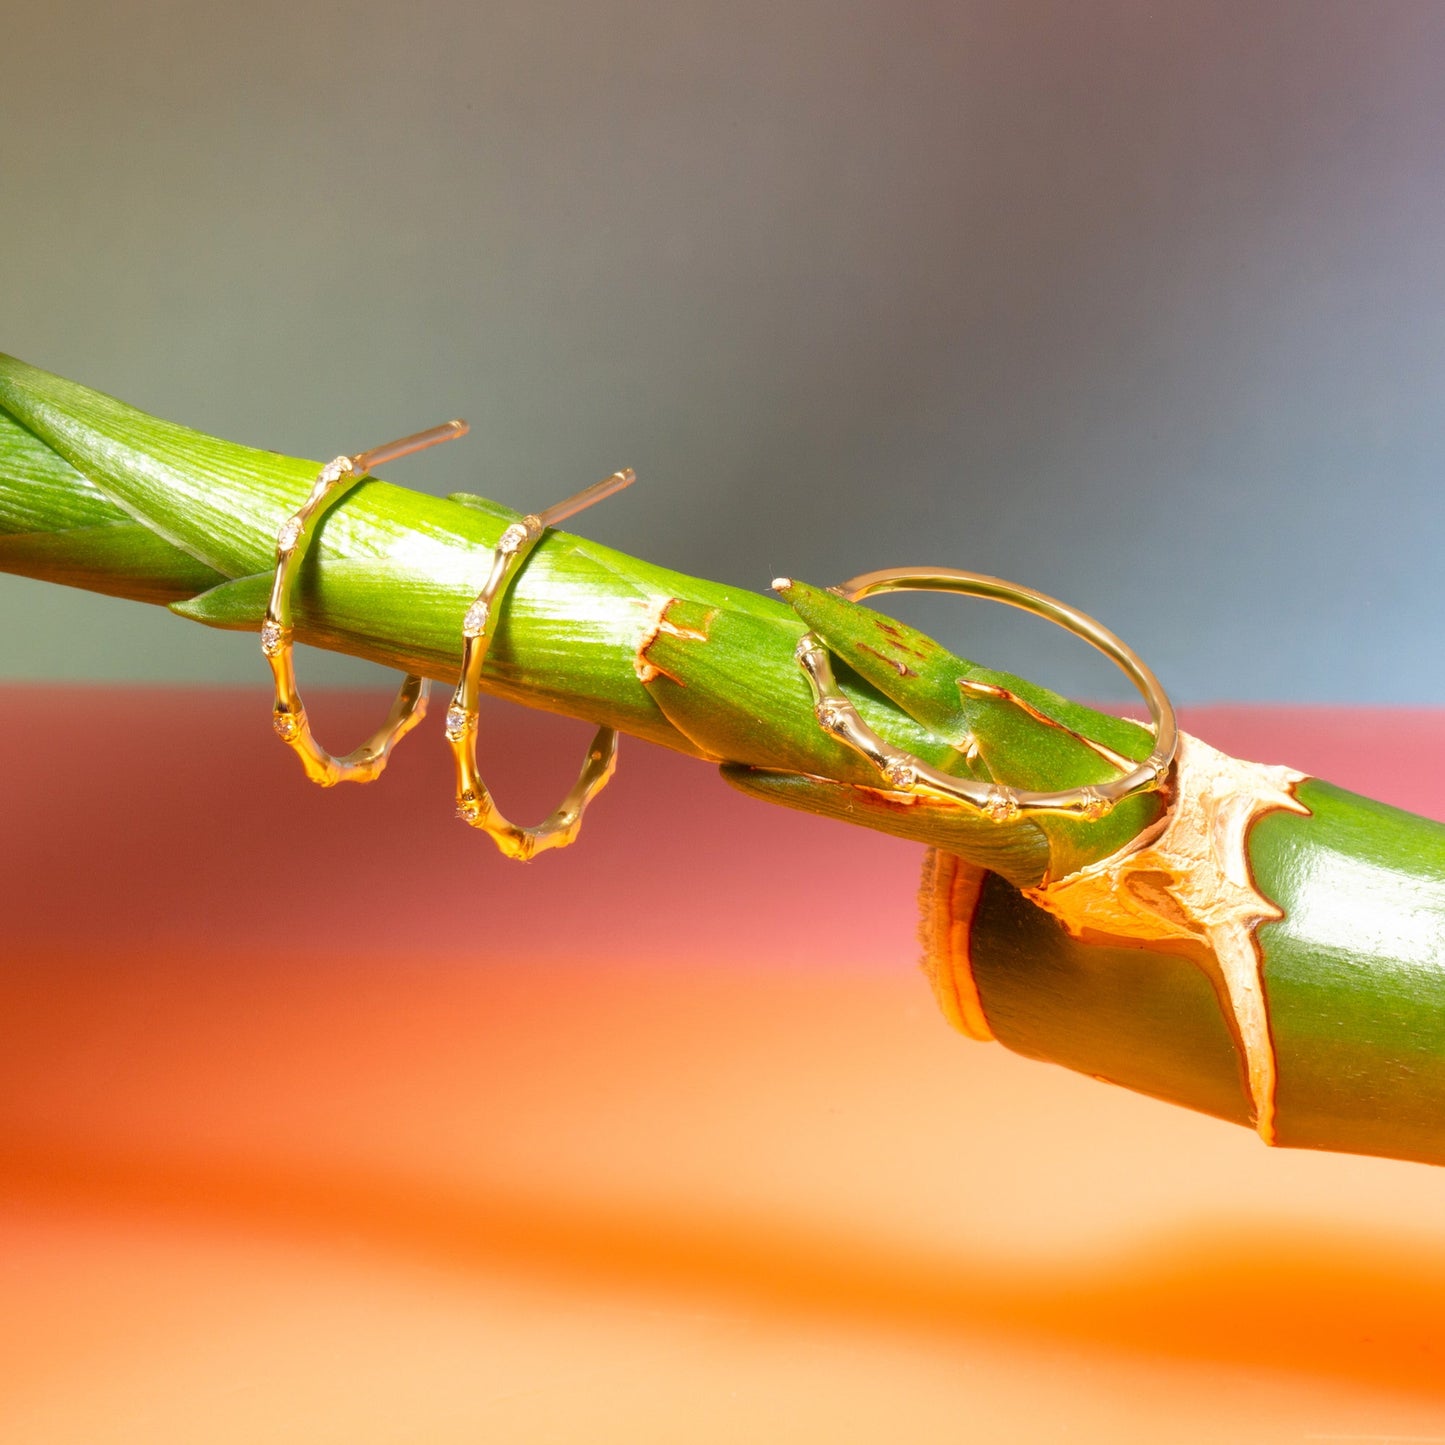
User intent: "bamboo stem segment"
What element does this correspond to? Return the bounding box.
[6,352,1445,1168]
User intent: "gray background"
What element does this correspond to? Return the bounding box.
[3,0,1443,701]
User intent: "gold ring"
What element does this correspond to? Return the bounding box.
[447,468,636,860]
[263,419,468,786]
[783,566,1176,822]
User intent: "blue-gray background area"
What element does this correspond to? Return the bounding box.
[2,0,1442,702]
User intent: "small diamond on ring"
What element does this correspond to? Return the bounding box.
[462,600,490,637]
[983,787,1019,823]
[882,758,917,788]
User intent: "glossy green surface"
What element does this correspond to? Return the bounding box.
[970,874,1254,1129]
[1254,781,1445,1164]
[967,780,1445,1164]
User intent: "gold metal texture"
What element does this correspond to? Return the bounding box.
[785,566,1177,824]
[262,420,469,786]
[446,468,636,861]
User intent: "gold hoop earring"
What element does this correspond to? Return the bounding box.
[780,566,1176,822]
[446,468,636,860]
[262,419,468,786]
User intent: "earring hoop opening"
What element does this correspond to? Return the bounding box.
[785,566,1176,823]
[262,419,468,786]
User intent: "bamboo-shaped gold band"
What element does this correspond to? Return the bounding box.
[263,420,469,786]
[782,566,1177,822]
[446,468,636,860]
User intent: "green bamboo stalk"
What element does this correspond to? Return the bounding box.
[0,354,1157,885]
[5,352,1445,1168]
[942,780,1445,1167]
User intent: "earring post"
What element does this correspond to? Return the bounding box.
[352,419,469,475]
[538,468,636,530]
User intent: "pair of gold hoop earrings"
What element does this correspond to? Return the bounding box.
[260,421,635,860]
[262,425,1177,855]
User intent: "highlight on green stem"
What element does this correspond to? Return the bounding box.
[4,351,1445,1170]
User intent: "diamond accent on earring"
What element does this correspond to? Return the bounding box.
[983,787,1020,823]
[259,620,284,656]
[497,523,531,554]
[273,711,300,741]
[319,457,352,485]
[276,517,303,551]
[1079,787,1112,821]
[815,698,849,731]
[456,792,481,822]
[882,757,917,789]
[462,599,490,637]
[445,705,472,740]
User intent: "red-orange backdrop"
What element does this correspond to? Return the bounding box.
[4,689,1445,1442]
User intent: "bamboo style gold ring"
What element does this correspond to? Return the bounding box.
[785,566,1177,822]
[262,419,469,786]
[446,467,636,860]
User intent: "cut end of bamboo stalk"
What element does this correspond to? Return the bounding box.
[917,847,996,1043]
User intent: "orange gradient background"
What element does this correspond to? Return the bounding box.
[5,688,1445,1442]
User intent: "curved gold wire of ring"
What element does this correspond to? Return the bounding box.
[787,566,1177,823]
[262,420,469,786]
[446,468,636,861]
